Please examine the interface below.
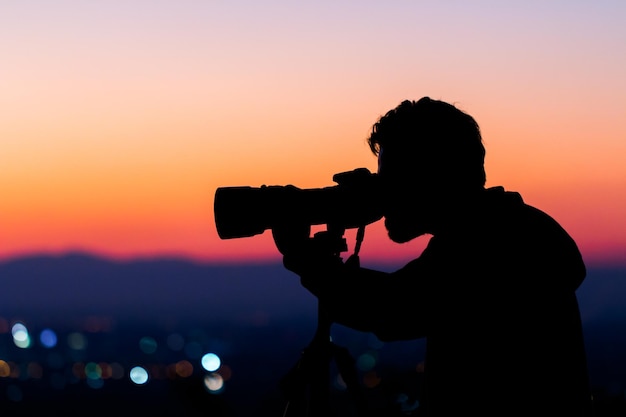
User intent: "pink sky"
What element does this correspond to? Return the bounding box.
[1,2,625,267]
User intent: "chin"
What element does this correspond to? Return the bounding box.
[388,234,413,244]
[386,227,423,244]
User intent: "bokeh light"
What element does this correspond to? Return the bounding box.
[67,332,87,350]
[87,377,104,389]
[201,353,221,372]
[99,362,112,379]
[85,362,102,380]
[356,352,377,372]
[204,373,224,393]
[175,360,194,378]
[129,366,149,385]
[39,328,58,348]
[0,360,10,377]
[11,323,31,349]
[363,371,381,388]
[139,336,158,354]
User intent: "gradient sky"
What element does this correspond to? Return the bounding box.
[1,1,625,267]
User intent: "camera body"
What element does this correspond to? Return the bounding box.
[214,168,383,240]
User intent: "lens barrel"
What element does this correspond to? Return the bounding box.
[213,169,383,239]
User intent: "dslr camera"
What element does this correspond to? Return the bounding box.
[214,168,383,240]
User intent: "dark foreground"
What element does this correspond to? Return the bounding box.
[1,255,625,416]
[1,319,626,417]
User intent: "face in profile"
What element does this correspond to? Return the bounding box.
[377,147,430,243]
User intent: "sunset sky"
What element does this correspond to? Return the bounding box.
[1,1,625,267]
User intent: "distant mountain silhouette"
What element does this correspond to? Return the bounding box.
[575,266,626,323]
[0,252,623,326]
[0,252,318,326]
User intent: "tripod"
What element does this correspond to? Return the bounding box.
[279,226,368,417]
[280,302,368,417]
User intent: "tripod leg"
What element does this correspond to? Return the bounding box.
[281,343,333,417]
[281,301,334,417]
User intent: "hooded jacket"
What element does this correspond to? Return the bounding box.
[376,187,592,416]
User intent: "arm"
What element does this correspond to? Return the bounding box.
[272,224,430,341]
[286,248,429,341]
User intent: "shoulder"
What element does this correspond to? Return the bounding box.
[487,188,587,288]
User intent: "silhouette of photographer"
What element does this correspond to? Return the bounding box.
[272,97,593,416]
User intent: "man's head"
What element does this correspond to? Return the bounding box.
[367,97,486,242]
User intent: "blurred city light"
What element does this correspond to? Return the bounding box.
[11,323,31,349]
[39,328,58,348]
[204,373,224,393]
[0,360,10,377]
[201,353,221,372]
[356,352,377,371]
[67,332,87,350]
[175,360,193,378]
[139,336,158,354]
[129,366,149,385]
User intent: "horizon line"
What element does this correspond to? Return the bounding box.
[1,249,625,271]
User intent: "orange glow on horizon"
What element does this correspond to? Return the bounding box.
[1,3,625,267]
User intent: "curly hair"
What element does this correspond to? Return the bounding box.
[367,97,486,188]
